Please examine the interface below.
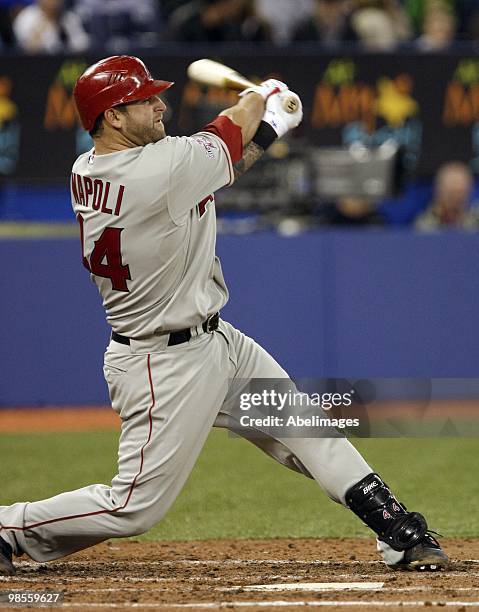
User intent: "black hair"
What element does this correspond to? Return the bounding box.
[89,114,104,138]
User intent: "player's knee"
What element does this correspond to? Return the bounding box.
[126,524,148,537]
[127,515,158,536]
[117,509,160,537]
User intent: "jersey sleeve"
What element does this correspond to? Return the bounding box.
[167,116,242,224]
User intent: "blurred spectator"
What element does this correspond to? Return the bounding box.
[13,0,89,53]
[255,0,315,44]
[318,196,385,225]
[349,0,412,50]
[414,161,479,230]
[166,0,272,42]
[415,0,456,51]
[403,0,455,35]
[292,0,357,46]
[75,0,160,51]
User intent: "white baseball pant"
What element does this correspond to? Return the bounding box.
[0,320,372,562]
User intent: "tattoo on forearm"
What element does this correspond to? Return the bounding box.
[233,142,264,180]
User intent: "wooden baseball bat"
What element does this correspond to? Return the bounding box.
[187,59,299,114]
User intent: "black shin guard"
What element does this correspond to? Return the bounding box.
[345,473,428,551]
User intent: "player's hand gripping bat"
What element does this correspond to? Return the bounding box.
[187,59,299,114]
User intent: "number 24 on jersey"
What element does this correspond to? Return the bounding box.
[77,214,131,292]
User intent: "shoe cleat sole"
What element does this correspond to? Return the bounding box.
[396,556,449,572]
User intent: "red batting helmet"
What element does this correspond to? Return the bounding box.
[73,56,174,132]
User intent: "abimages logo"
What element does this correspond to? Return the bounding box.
[383,509,392,520]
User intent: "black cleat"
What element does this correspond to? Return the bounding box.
[379,533,449,572]
[0,536,15,576]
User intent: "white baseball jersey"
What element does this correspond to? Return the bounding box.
[70,123,236,338]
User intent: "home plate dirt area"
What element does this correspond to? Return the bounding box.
[0,539,478,611]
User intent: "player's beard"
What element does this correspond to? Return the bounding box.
[125,116,166,146]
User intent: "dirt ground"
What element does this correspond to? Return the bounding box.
[0,538,477,611]
[0,408,120,432]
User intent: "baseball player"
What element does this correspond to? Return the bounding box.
[0,56,448,575]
